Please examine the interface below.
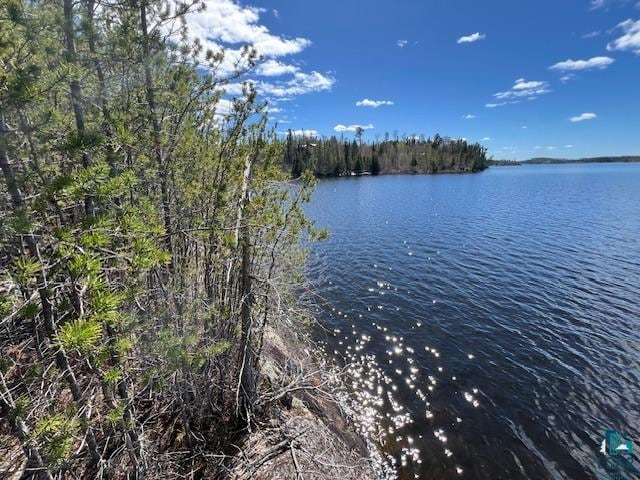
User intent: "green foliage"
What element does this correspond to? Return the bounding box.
[74,162,111,200]
[19,302,39,319]
[114,337,133,357]
[103,367,123,385]
[155,329,196,368]
[154,329,232,370]
[57,319,102,353]
[3,0,24,23]
[97,169,137,199]
[10,396,30,421]
[15,257,40,285]
[207,340,231,357]
[80,229,110,250]
[0,0,322,472]
[68,253,101,278]
[33,413,79,465]
[6,208,35,234]
[0,293,16,318]
[91,290,124,318]
[63,129,104,155]
[132,238,171,269]
[106,401,126,426]
[311,227,330,241]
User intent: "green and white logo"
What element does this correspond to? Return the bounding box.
[597,430,638,480]
[601,431,633,457]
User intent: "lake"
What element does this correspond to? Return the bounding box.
[305,163,640,479]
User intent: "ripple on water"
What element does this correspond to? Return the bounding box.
[308,165,640,479]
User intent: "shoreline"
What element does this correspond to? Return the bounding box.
[313,167,488,179]
[0,325,385,480]
[227,327,386,479]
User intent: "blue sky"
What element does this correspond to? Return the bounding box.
[186,0,640,160]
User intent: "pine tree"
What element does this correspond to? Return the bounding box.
[371,154,381,175]
[0,1,319,476]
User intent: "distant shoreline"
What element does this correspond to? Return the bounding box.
[315,167,486,178]
[489,156,640,166]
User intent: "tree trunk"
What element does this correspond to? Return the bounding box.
[139,0,173,260]
[235,154,257,419]
[63,0,95,218]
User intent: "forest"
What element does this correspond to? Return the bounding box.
[0,0,334,478]
[282,130,489,177]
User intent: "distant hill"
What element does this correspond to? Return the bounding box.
[487,159,521,166]
[489,156,640,166]
[523,156,640,164]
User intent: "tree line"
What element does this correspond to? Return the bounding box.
[0,0,320,478]
[282,130,489,177]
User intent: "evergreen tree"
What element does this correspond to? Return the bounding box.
[371,154,381,175]
[343,141,351,173]
[0,1,320,476]
[355,155,363,174]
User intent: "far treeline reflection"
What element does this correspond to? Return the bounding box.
[282,130,489,176]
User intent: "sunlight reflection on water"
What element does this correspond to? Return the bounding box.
[308,164,640,480]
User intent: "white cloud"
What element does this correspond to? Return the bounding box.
[256,59,299,76]
[457,32,486,44]
[397,39,408,48]
[480,137,492,141]
[169,0,335,102]
[564,144,574,148]
[582,30,602,38]
[183,0,310,59]
[549,56,615,71]
[222,82,247,96]
[494,78,550,100]
[570,112,597,122]
[488,101,517,107]
[462,114,477,120]
[334,123,374,133]
[215,98,234,115]
[607,19,640,54]
[224,70,334,100]
[547,146,557,151]
[560,74,575,83]
[521,125,528,129]
[356,98,394,108]
[256,71,335,97]
[512,79,546,90]
[590,0,632,9]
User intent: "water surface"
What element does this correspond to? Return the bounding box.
[305,163,640,479]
